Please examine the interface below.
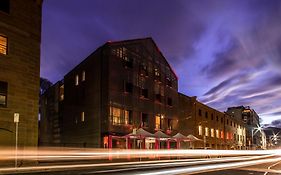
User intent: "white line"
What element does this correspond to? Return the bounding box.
[264,160,281,175]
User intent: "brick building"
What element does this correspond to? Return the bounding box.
[58,38,179,148]
[0,0,42,147]
[178,94,246,149]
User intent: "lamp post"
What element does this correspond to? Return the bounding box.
[14,113,19,168]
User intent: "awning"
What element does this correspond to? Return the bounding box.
[126,128,155,138]
[154,130,170,140]
[186,134,202,141]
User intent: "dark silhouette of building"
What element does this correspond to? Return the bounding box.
[0,0,42,147]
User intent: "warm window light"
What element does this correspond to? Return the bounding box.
[216,129,220,138]
[82,71,85,81]
[0,35,7,55]
[198,125,202,135]
[155,115,161,130]
[81,112,85,122]
[75,75,79,86]
[211,128,214,137]
[205,127,209,137]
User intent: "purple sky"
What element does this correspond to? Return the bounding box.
[41,0,281,127]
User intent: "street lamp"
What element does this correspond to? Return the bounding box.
[251,125,262,150]
[14,113,19,168]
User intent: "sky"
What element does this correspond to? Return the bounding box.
[41,0,281,127]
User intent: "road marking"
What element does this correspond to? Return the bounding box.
[264,160,281,175]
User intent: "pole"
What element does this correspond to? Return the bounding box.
[15,122,18,168]
[251,128,254,150]
[14,113,19,168]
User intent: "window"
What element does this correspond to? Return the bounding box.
[205,127,209,137]
[124,110,132,124]
[198,109,202,116]
[123,56,133,68]
[82,71,85,81]
[198,125,203,136]
[167,97,172,106]
[125,82,133,93]
[221,117,223,123]
[168,119,173,130]
[198,125,203,135]
[154,68,160,77]
[140,63,148,76]
[0,0,9,13]
[111,107,121,125]
[0,81,8,107]
[216,116,219,122]
[211,114,214,120]
[141,88,148,98]
[211,128,214,137]
[59,85,64,101]
[221,131,224,139]
[155,115,161,130]
[81,112,85,122]
[141,113,149,127]
[216,129,220,138]
[205,112,208,119]
[0,35,8,55]
[166,78,172,87]
[75,75,79,86]
[226,119,229,125]
[155,94,161,103]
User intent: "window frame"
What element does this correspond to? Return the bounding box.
[0,81,8,108]
[0,35,8,55]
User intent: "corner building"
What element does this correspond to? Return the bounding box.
[178,94,246,149]
[0,0,42,147]
[62,38,178,148]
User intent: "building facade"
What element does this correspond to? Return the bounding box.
[178,94,246,149]
[226,106,266,149]
[0,0,42,147]
[59,38,179,148]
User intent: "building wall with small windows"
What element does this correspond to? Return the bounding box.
[178,93,246,150]
[0,0,42,147]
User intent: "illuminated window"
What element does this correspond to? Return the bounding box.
[82,71,85,81]
[75,75,79,86]
[154,68,160,77]
[155,115,161,130]
[205,127,209,137]
[0,81,8,107]
[0,0,9,13]
[0,35,8,55]
[124,110,132,124]
[226,132,229,139]
[81,112,85,122]
[198,125,203,135]
[216,129,220,138]
[59,85,64,101]
[211,128,214,137]
[110,107,121,125]
[221,131,224,139]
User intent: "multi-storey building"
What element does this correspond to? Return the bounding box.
[226,106,266,149]
[60,38,178,148]
[178,94,246,149]
[0,0,42,147]
[39,80,64,146]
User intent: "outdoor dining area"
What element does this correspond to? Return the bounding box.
[107,128,202,149]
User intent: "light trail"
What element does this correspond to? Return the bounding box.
[264,160,281,175]
[137,157,281,175]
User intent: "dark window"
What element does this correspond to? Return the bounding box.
[0,81,8,107]
[211,114,214,120]
[0,0,10,13]
[167,97,172,106]
[140,63,148,76]
[221,117,223,123]
[125,82,133,93]
[216,116,219,122]
[230,121,232,126]
[166,78,172,87]
[141,113,149,127]
[141,88,148,98]
[227,119,229,125]
[155,94,161,103]
[123,57,133,68]
[168,119,173,130]
[198,109,202,116]
[205,112,208,119]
